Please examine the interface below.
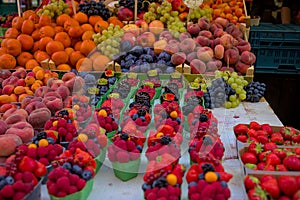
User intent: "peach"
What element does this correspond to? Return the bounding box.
[0,70,11,79]
[0,134,22,156]
[24,76,35,86]
[198,30,213,39]
[3,107,28,121]
[137,32,156,47]
[0,120,7,135]
[171,52,186,65]
[5,114,27,126]
[197,47,214,63]
[236,40,251,53]
[0,95,13,105]
[209,22,223,34]
[47,78,64,90]
[235,8,243,18]
[164,43,179,54]
[186,52,198,63]
[6,121,34,143]
[62,72,76,82]
[187,23,200,36]
[180,38,196,54]
[149,20,164,35]
[235,61,250,74]
[213,28,225,38]
[178,32,191,42]
[2,85,15,95]
[17,78,26,86]
[214,17,229,28]
[225,23,242,39]
[34,86,53,98]
[121,32,137,46]
[159,31,174,42]
[57,85,70,100]
[207,60,222,71]
[18,93,28,103]
[64,76,85,94]
[25,101,47,114]
[190,59,206,74]
[14,86,26,95]
[28,107,51,129]
[123,24,140,37]
[0,103,16,113]
[240,51,256,65]
[153,40,167,54]
[42,96,63,115]
[198,17,210,30]
[220,34,235,49]
[195,36,212,47]
[11,68,27,78]
[224,47,239,65]
[2,76,19,87]
[214,44,225,59]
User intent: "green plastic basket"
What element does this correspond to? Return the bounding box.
[95,148,107,174]
[112,158,141,181]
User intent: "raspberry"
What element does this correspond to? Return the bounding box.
[14,172,23,181]
[44,120,53,130]
[47,131,57,141]
[112,122,118,130]
[105,117,113,124]
[130,149,140,161]
[104,124,113,132]
[75,141,87,151]
[114,140,127,151]
[135,118,143,126]
[12,181,26,192]
[69,173,80,186]
[49,126,57,131]
[48,168,69,182]
[39,157,49,166]
[25,147,37,159]
[47,150,57,161]
[66,123,76,133]
[0,185,14,198]
[56,191,67,197]
[58,127,68,137]
[126,140,136,152]
[116,151,130,163]
[65,133,74,141]
[76,179,86,191]
[169,195,179,200]
[12,192,26,200]
[201,184,216,198]
[147,192,158,200]
[37,146,48,158]
[190,193,201,200]
[157,187,169,198]
[69,186,78,194]
[53,144,63,155]
[56,176,70,193]
[22,171,34,183]
[57,119,67,128]
[47,182,58,195]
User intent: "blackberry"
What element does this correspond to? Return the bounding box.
[137,108,146,116]
[202,135,213,146]
[152,177,168,188]
[199,114,209,122]
[201,163,215,174]
[160,136,172,145]
[37,131,47,140]
[58,110,69,117]
[120,133,129,140]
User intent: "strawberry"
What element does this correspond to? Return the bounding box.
[273,149,287,160]
[250,121,261,130]
[234,124,249,135]
[248,142,263,155]
[257,135,269,144]
[293,191,300,200]
[271,133,284,145]
[244,175,260,190]
[18,156,37,173]
[283,155,300,171]
[276,164,288,171]
[245,163,258,170]
[261,124,273,136]
[263,142,277,152]
[247,129,258,138]
[278,175,299,197]
[248,187,267,200]
[261,178,280,199]
[256,162,266,170]
[266,153,281,166]
[264,164,275,171]
[237,135,248,143]
[241,152,257,164]
[280,126,297,140]
[258,151,271,162]
[292,134,300,144]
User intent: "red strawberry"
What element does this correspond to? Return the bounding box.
[248,187,267,200]
[293,191,300,200]
[234,124,249,135]
[261,178,280,199]
[271,133,284,145]
[256,162,266,170]
[116,151,130,163]
[247,129,258,138]
[261,124,273,136]
[264,164,275,171]
[266,153,281,166]
[244,175,260,190]
[296,175,300,188]
[278,176,299,197]
[248,142,263,155]
[261,175,276,182]
[250,121,261,130]
[273,149,287,160]
[241,152,257,164]
[237,135,248,143]
[280,126,297,140]
[283,155,300,171]
[258,151,271,162]
[263,142,277,152]
[257,135,269,144]
[292,134,300,144]
[276,164,288,171]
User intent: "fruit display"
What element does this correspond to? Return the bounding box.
[99,95,125,120]
[240,143,300,172]
[37,0,70,19]
[78,1,111,19]
[244,174,300,200]
[234,122,300,146]
[244,81,266,102]
[94,107,119,136]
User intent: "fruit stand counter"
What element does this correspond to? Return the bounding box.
[39,99,282,200]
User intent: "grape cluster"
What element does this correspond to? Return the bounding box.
[93,24,124,59]
[206,78,226,109]
[244,81,266,102]
[143,1,186,38]
[118,0,155,15]
[189,7,213,22]
[37,0,69,19]
[78,1,111,20]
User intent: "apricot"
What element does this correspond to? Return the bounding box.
[14,86,26,95]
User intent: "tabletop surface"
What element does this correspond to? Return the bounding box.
[41,100,283,200]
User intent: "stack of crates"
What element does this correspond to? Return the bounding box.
[249,23,300,74]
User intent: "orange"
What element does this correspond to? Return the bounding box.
[65,47,74,56]
[22,10,35,19]
[4,28,19,39]
[0,54,17,69]
[0,47,7,56]
[25,59,39,70]
[89,15,102,26]
[17,34,34,51]
[28,143,37,148]
[12,16,24,30]
[74,41,82,51]
[56,14,71,26]
[17,52,33,67]
[68,26,83,38]
[21,19,35,35]
[39,25,55,38]
[170,111,178,119]
[34,51,50,63]
[54,32,71,48]
[204,172,218,183]
[51,51,69,65]
[64,18,79,32]
[46,40,64,55]
[69,51,85,67]
[57,64,71,71]
[98,109,107,117]
[76,58,93,71]
[80,40,96,56]
[54,26,64,33]
[5,39,22,57]
[1,39,8,47]
[38,15,52,28]
[93,55,110,71]
[38,36,53,51]
[35,70,45,80]
[28,13,39,24]
[31,29,41,41]
[73,12,88,24]
[32,41,40,53]
[94,20,109,33]
[82,30,94,40]
[81,24,94,32]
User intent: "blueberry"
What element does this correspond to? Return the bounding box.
[0,180,6,190]
[81,170,92,180]
[176,117,181,124]
[188,181,198,188]
[141,183,152,191]
[221,181,228,188]
[198,173,204,180]
[47,137,55,144]
[188,146,193,152]
[136,145,143,152]
[140,116,146,122]
[72,164,83,175]
[0,176,4,181]
[5,176,14,185]
[192,119,198,125]
[63,162,72,171]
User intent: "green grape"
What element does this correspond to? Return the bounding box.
[228,77,235,84]
[171,11,179,17]
[231,101,238,108]
[231,82,238,89]
[225,101,232,109]
[235,86,243,94]
[229,94,237,102]
[235,78,243,85]
[239,93,246,100]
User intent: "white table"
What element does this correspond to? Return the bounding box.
[41,100,283,200]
